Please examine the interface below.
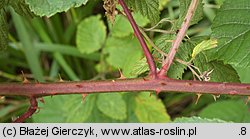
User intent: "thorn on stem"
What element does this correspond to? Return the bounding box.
[155,89,161,96]
[21,71,30,84]
[195,93,202,105]
[143,77,150,81]
[58,74,64,82]
[245,96,250,105]
[118,68,126,79]
[39,97,45,104]
[35,107,42,114]
[0,96,5,101]
[81,94,88,103]
[212,94,220,101]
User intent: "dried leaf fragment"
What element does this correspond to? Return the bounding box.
[103,0,117,24]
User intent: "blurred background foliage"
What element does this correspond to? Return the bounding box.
[0,0,249,123]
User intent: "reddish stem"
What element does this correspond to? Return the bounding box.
[1,79,250,97]
[118,0,157,78]
[13,97,38,123]
[158,0,199,77]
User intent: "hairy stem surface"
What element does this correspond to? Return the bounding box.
[1,79,250,97]
[118,0,157,78]
[158,0,199,76]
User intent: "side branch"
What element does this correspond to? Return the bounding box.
[1,79,250,97]
[118,0,157,78]
[158,0,199,76]
[13,97,38,123]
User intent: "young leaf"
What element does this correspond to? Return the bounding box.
[25,0,88,17]
[174,0,203,29]
[199,100,250,123]
[159,0,169,11]
[96,93,127,120]
[211,0,250,68]
[191,39,217,59]
[32,95,95,122]
[134,92,171,123]
[77,15,106,54]
[174,116,227,123]
[124,0,160,24]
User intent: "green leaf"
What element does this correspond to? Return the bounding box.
[130,57,149,76]
[124,0,160,24]
[199,100,250,123]
[32,95,95,122]
[123,93,140,122]
[9,0,34,18]
[0,0,7,9]
[76,15,106,54]
[191,39,217,59]
[159,0,169,11]
[134,92,171,123]
[25,0,88,17]
[155,34,193,79]
[96,93,127,120]
[110,12,149,37]
[234,66,250,83]
[132,34,194,78]
[174,0,203,29]
[174,116,227,123]
[215,0,225,5]
[85,104,121,123]
[193,53,240,82]
[0,10,8,51]
[104,35,142,77]
[211,0,250,68]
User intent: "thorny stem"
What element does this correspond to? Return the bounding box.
[4,0,249,123]
[13,97,38,123]
[118,0,157,78]
[140,29,200,79]
[158,0,199,77]
[1,79,250,97]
